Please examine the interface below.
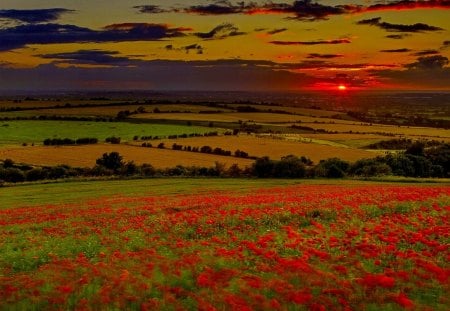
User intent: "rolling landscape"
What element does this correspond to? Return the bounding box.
[1,0,449,310]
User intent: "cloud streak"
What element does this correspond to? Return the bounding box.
[270,39,351,45]
[194,23,245,39]
[357,17,443,32]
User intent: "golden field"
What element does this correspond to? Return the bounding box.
[0,144,254,168]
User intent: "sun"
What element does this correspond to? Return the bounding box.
[338,85,347,91]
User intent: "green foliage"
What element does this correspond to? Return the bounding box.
[96,152,124,171]
[315,158,350,178]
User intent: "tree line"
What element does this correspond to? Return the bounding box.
[1,141,448,184]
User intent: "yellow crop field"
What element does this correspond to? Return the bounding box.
[0,144,254,168]
[146,135,382,163]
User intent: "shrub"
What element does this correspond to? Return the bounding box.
[96,152,124,171]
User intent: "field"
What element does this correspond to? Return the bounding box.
[0,144,254,168]
[0,179,449,310]
[0,121,216,146]
[144,135,381,163]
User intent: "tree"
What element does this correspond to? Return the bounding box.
[96,152,124,171]
[273,155,306,178]
[252,156,275,178]
[315,158,350,178]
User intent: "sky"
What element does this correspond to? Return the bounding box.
[0,0,449,92]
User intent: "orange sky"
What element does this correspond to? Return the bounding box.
[0,1,449,91]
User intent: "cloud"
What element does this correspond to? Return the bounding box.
[306,53,343,59]
[0,23,191,51]
[133,5,168,14]
[380,48,411,53]
[357,17,443,32]
[363,0,450,13]
[443,40,450,48]
[38,50,137,66]
[0,8,74,24]
[0,59,315,91]
[374,54,450,88]
[270,38,351,45]
[404,55,449,70]
[266,28,288,35]
[138,0,450,22]
[385,34,411,39]
[286,0,349,21]
[194,23,245,39]
[413,49,439,56]
[165,43,204,54]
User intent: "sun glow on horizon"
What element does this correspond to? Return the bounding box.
[338,85,347,91]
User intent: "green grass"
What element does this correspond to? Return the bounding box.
[0,120,219,145]
[0,178,300,208]
[2,178,449,209]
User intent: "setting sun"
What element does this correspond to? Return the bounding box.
[338,85,347,91]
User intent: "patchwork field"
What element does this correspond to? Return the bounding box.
[0,144,253,168]
[0,179,448,310]
[0,121,217,146]
[145,135,381,163]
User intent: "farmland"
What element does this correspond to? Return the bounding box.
[0,144,254,168]
[0,179,449,310]
[0,120,217,146]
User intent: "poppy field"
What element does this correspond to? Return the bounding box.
[1,182,449,310]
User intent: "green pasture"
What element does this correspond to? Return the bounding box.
[0,120,219,146]
[1,178,448,209]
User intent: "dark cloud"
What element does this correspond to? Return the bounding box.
[194,23,245,39]
[270,39,351,45]
[266,28,287,35]
[385,34,411,39]
[0,59,313,91]
[364,0,450,13]
[166,43,204,54]
[413,49,439,56]
[38,50,137,66]
[0,8,74,24]
[133,5,168,14]
[357,17,443,32]
[443,40,450,47]
[286,0,349,21]
[380,48,411,53]
[375,54,450,88]
[186,1,247,15]
[0,23,191,51]
[306,53,343,59]
[139,0,450,21]
[405,55,449,70]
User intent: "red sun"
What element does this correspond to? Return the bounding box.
[338,85,347,91]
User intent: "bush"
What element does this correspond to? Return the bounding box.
[26,168,48,181]
[0,168,25,183]
[273,155,306,178]
[105,136,121,144]
[96,152,124,171]
[252,156,275,178]
[315,158,350,178]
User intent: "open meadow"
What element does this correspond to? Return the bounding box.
[0,179,449,310]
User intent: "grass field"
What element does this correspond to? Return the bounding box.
[0,179,448,310]
[0,120,218,146]
[0,144,254,168]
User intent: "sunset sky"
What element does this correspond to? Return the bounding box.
[0,0,449,91]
